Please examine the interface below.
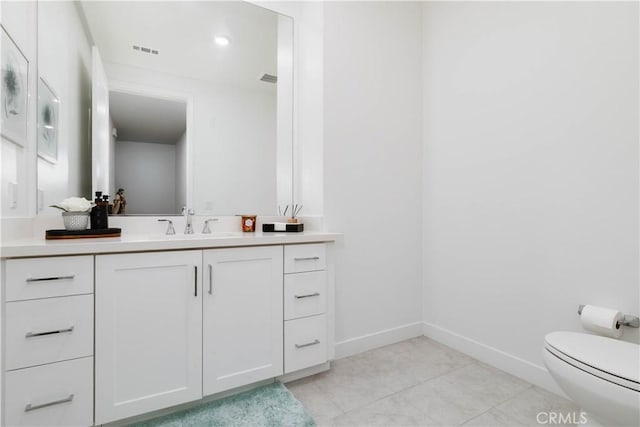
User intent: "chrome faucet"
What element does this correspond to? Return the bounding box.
[182,207,195,234]
[202,218,219,234]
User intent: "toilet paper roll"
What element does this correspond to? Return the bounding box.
[580,305,624,339]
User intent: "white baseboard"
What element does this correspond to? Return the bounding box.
[332,321,566,398]
[334,321,424,359]
[423,322,567,397]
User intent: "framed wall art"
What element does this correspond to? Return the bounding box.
[37,77,59,163]
[1,25,29,147]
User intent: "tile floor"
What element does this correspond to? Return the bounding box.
[286,337,580,426]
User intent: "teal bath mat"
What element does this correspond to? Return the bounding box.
[130,382,315,427]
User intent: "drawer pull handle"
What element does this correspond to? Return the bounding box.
[26,275,75,283]
[25,394,74,412]
[25,326,75,338]
[294,292,320,299]
[294,257,320,261]
[295,339,320,349]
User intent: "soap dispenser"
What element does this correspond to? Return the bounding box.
[90,191,109,229]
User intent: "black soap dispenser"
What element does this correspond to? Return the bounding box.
[90,191,109,229]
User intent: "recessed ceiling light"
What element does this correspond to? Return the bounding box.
[214,35,230,47]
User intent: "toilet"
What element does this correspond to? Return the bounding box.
[543,331,640,426]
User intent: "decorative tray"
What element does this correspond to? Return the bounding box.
[45,228,122,240]
[262,223,304,233]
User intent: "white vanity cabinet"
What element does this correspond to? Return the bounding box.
[95,250,203,425]
[2,256,94,427]
[2,235,336,426]
[202,246,283,395]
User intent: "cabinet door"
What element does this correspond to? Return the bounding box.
[95,251,202,425]
[203,246,283,396]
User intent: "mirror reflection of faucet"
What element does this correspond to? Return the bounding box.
[157,219,176,235]
[182,207,196,234]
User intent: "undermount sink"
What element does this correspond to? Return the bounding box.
[155,232,241,239]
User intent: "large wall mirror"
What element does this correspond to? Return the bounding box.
[36,1,293,216]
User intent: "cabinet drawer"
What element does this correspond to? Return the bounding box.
[5,256,93,302]
[284,244,326,273]
[5,295,94,371]
[4,357,93,427]
[285,314,327,373]
[284,271,326,320]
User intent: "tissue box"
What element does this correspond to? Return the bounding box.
[262,222,304,232]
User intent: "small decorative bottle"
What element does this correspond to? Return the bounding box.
[90,191,109,229]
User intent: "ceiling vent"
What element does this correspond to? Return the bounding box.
[259,73,277,84]
[133,45,159,55]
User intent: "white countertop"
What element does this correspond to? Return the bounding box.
[0,231,341,258]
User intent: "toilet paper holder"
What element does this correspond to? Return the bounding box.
[578,305,640,328]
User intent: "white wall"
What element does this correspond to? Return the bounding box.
[36,1,92,214]
[105,62,276,216]
[114,140,176,215]
[422,1,639,391]
[323,1,424,355]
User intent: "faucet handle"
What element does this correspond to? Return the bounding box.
[202,218,219,234]
[158,219,176,235]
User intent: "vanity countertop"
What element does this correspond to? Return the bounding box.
[0,231,341,258]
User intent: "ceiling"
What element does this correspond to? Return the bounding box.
[109,91,186,144]
[79,1,279,90]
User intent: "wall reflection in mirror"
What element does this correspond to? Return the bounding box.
[36,1,293,216]
[109,91,187,215]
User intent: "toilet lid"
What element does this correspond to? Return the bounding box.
[545,331,640,390]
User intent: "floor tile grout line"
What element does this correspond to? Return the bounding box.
[458,408,492,427]
[488,382,535,410]
[328,360,483,422]
[454,383,536,427]
[332,358,535,426]
[320,345,484,416]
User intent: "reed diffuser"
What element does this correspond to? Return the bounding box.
[266,204,304,232]
[288,204,303,223]
[277,204,303,223]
